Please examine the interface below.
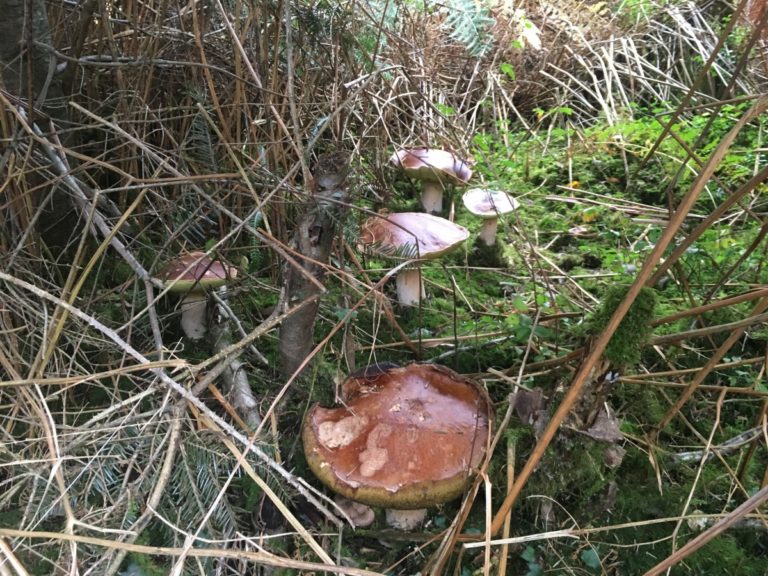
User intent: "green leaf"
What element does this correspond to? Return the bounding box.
[434,102,456,116]
[500,62,516,80]
[521,545,537,563]
[525,564,543,576]
[333,308,358,322]
[512,295,529,312]
[580,548,601,569]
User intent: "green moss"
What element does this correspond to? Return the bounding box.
[124,553,168,576]
[466,236,507,267]
[532,433,618,513]
[588,284,657,366]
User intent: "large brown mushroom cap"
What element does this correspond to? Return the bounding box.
[302,363,493,509]
[390,148,472,186]
[360,212,469,260]
[155,251,238,293]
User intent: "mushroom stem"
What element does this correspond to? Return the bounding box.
[385,508,428,530]
[420,181,445,214]
[478,218,499,246]
[396,268,425,306]
[179,291,208,340]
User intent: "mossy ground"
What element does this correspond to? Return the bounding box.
[277,110,768,574]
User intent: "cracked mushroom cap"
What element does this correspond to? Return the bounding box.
[360,212,469,260]
[155,251,238,293]
[302,363,493,509]
[390,148,472,186]
[462,188,520,219]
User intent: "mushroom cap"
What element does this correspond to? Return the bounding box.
[462,188,520,219]
[155,251,238,293]
[360,212,469,260]
[302,363,493,509]
[334,496,376,528]
[390,148,472,186]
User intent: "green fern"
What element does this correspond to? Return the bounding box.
[182,109,217,172]
[440,0,495,57]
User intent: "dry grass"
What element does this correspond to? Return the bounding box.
[2,0,768,574]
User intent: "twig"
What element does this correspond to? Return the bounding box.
[209,291,269,366]
[0,271,340,528]
[670,426,763,465]
[102,405,185,576]
[489,96,768,536]
[208,289,262,429]
[0,528,385,576]
[643,484,768,576]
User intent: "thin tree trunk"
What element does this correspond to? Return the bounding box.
[0,0,76,257]
[279,152,349,378]
[0,0,64,115]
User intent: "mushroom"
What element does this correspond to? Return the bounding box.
[360,212,469,306]
[302,363,493,529]
[155,251,238,340]
[462,188,520,246]
[333,495,376,528]
[390,148,472,214]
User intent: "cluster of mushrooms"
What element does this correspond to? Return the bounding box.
[360,147,520,307]
[151,147,513,531]
[302,149,511,529]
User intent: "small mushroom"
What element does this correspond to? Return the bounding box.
[154,251,238,340]
[462,188,520,246]
[360,212,468,306]
[334,495,376,528]
[302,363,493,529]
[391,148,472,214]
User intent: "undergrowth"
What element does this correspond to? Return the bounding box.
[1,0,767,575]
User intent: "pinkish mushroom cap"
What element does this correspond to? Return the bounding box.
[302,363,493,509]
[360,212,469,260]
[462,188,519,219]
[390,148,473,213]
[462,188,520,247]
[334,495,376,528]
[390,148,473,186]
[360,213,469,305]
[155,251,238,339]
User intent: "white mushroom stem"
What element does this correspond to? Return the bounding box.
[385,508,428,530]
[478,217,499,246]
[420,181,445,214]
[396,268,425,306]
[179,291,208,340]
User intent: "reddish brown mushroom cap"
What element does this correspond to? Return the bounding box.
[390,148,473,186]
[302,363,493,509]
[155,251,238,293]
[360,212,469,260]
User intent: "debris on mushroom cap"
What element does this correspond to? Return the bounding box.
[462,188,520,219]
[360,212,469,260]
[302,363,493,509]
[156,251,238,292]
[390,148,473,185]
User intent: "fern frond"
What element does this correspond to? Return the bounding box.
[182,110,217,172]
[440,0,495,57]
